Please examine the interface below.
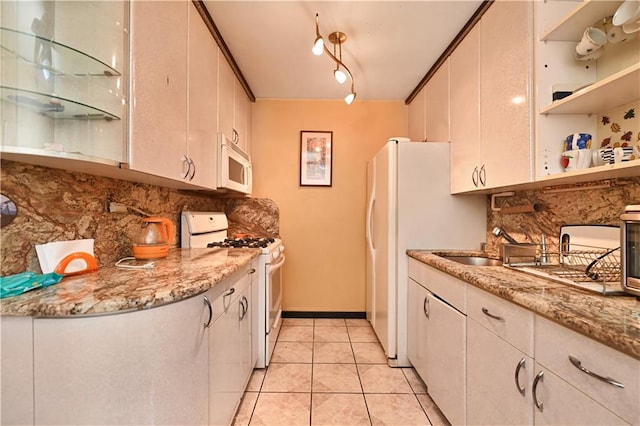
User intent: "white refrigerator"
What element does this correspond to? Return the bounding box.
[365,139,486,366]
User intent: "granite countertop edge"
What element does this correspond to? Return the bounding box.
[407,249,640,360]
[0,248,260,318]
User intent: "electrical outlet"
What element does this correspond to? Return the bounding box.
[109,202,128,213]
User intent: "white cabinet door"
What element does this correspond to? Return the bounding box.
[208,269,252,426]
[426,292,466,426]
[234,79,251,154]
[33,294,209,425]
[450,24,481,193]
[218,57,235,140]
[425,59,450,143]
[187,4,218,189]
[129,0,188,180]
[407,278,428,381]
[467,318,534,425]
[408,86,426,142]
[1,317,34,426]
[250,261,259,369]
[532,364,628,425]
[479,0,532,189]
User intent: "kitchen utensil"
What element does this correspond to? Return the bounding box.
[132,217,175,259]
[53,252,98,276]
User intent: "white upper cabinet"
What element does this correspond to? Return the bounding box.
[425,59,450,142]
[408,86,426,142]
[1,1,128,166]
[450,0,533,193]
[187,4,219,189]
[129,0,188,181]
[218,57,235,142]
[479,0,533,189]
[234,78,252,155]
[129,2,220,189]
[450,25,482,194]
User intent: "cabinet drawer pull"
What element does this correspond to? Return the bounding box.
[239,296,248,321]
[224,288,236,297]
[203,296,213,328]
[568,355,624,388]
[189,158,196,181]
[532,371,544,412]
[423,296,430,318]
[481,307,505,322]
[248,268,256,274]
[514,358,526,396]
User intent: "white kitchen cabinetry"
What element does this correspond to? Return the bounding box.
[33,293,209,425]
[218,58,252,155]
[234,79,252,154]
[425,59,450,143]
[407,60,449,143]
[533,315,638,425]
[450,0,532,193]
[130,2,219,189]
[535,0,640,181]
[466,285,535,425]
[1,317,34,426]
[187,4,219,188]
[208,265,256,426]
[408,86,426,142]
[407,258,466,426]
[450,24,481,194]
[129,0,188,181]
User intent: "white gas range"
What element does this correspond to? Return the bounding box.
[181,211,284,368]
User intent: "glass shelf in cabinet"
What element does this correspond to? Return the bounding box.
[0,27,121,77]
[1,86,121,121]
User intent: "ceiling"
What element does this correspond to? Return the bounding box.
[202,1,484,103]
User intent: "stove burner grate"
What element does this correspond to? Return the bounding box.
[207,237,276,249]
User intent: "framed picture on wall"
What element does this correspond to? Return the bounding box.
[300,130,333,187]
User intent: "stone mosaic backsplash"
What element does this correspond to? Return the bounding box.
[0,160,279,275]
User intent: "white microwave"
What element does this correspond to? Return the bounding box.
[218,133,252,195]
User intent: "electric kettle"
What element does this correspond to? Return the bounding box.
[132,217,175,259]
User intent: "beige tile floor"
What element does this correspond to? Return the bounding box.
[233,318,450,426]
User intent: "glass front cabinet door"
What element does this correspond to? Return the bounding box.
[1,1,128,165]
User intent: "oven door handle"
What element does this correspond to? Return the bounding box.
[269,254,286,271]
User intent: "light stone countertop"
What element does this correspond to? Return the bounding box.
[0,248,260,317]
[407,250,640,360]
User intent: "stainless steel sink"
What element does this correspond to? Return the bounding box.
[442,256,503,267]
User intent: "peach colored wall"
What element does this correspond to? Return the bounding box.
[251,100,407,312]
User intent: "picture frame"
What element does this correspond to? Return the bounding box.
[299,130,333,187]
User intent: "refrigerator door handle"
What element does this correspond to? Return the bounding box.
[366,197,375,250]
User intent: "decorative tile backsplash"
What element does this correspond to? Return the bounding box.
[0,160,279,275]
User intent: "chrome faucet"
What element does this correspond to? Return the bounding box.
[492,227,519,244]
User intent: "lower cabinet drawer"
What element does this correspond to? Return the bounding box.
[535,315,639,424]
[467,284,534,357]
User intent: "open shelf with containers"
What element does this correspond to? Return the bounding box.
[534,0,640,180]
[0,1,128,165]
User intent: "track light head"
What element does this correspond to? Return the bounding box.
[344,92,356,105]
[312,36,324,55]
[334,68,347,84]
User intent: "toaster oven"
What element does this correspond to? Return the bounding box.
[621,205,640,296]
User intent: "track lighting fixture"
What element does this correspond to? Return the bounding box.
[312,13,357,105]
